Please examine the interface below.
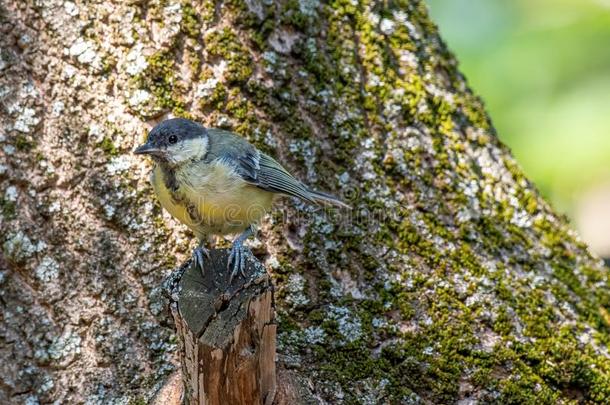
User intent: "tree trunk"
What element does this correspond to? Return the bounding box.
[2,0,610,404]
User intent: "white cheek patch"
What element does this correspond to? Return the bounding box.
[168,137,209,164]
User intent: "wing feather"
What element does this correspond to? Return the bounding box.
[254,153,317,203]
[205,128,345,206]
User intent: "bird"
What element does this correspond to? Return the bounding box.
[134,118,349,281]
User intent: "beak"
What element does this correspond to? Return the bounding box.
[133,142,163,156]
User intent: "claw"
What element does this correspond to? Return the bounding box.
[227,226,255,284]
[228,242,245,284]
[193,245,210,276]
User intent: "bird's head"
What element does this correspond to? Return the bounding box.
[134,118,209,166]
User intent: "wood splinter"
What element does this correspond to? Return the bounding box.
[164,248,276,405]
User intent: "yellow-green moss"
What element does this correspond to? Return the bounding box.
[0,197,16,219]
[135,51,188,116]
[14,134,35,152]
[181,3,201,38]
[99,136,119,156]
[204,28,253,84]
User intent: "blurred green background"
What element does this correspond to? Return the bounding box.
[427,0,610,256]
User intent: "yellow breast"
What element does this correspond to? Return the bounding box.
[151,162,274,238]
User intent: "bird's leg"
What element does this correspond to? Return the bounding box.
[228,225,255,283]
[193,238,211,276]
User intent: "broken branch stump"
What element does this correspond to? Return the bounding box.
[164,249,276,405]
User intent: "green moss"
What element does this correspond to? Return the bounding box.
[278,0,312,29]
[188,50,201,77]
[181,3,201,38]
[199,0,216,23]
[0,4,6,23]
[14,135,35,152]
[135,51,187,116]
[251,18,275,50]
[101,54,118,75]
[99,137,118,156]
[199,82,227,111]
[204,28,253,84]
[0,197,16,219]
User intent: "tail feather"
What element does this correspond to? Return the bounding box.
[307,189,351,209]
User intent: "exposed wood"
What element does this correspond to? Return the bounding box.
[151,371,183,405]
[166,249,276,405]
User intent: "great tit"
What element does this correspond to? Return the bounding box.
[134,118,348,281]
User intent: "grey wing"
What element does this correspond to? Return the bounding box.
[205,128,260,183]
[252,153,318,204]
[246,153,350,208]
[205,128,318,204]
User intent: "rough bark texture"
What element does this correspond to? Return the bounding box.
[1,0,610,404]
[167,249,276,405]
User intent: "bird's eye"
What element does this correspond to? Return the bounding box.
[168,134,178,145]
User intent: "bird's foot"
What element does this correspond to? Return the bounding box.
[193,245,211,276]
[227,240,249,284]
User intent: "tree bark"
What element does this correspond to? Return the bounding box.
[2,0,610,404]
[165,249,276,405]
